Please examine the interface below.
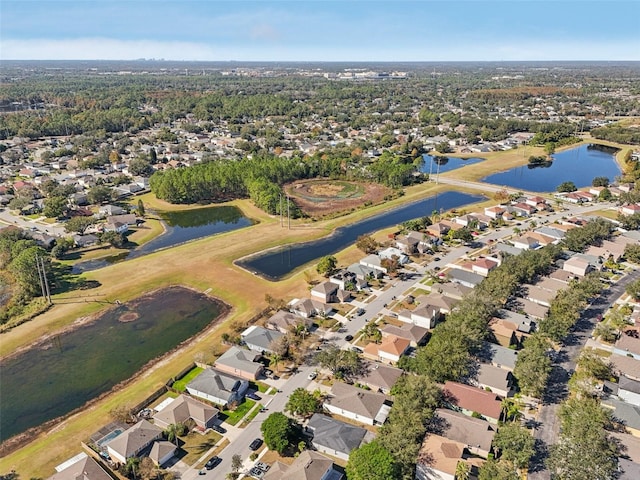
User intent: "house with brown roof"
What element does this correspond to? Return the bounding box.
[488,318,521,348]
[352,362,404,394]
[105,419,163,464]
[611,354,640,382]
[433,282,473,301]
[263,450,344,480]
[442,381,503,424]
[524,284,556,307]
[265,310,313,334]
[152,394,219,430]
[49,454,112,480]
[381,323,429,347]
[323,382,392,426]
[416,433,484,480]
[517,298,549,320]
[484,206,506,219]
[614,330,640,360]
[416,293,458,314]
[433,408,496,458]
[290,298,333,318]
[363,334,411,364]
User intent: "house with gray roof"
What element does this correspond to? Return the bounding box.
[477,341,518,371]
[359,254,386,274]
[611,354,640,382]
[381,323,429,347]
[347,262,382,281]
[447,269,484,288]
[619,376,640,407]
[241,325,284,354]
[307,414,373,461]
[473,363,516,397]
[324,382,392,426]
[604,398,640,436]
[290,298,333,318]
[213,346,264,380]
[434,282,473,301]
[433,408,496,458]
[186,367,249,408]
[495,242,523,257]
[352,362,404,394]
[265,310,313,334]
[49,454,112,480]
[105,419,163,464]
[147,440,177,467]
[152,394,219,430]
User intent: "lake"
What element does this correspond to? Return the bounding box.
[73,205,253,273]
[239,191,483,280]
[481,144,621,192]
[0,286,224,443]
[420,154,484,175]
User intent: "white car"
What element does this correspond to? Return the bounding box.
[307,371,317,380]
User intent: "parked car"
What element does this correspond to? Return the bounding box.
[205,456,221,470]
[249,438,263,451]
[246,391,261,401]
[307,371,318,380]
[356,308,365,316]
[433,256,441,261]
[211,424,226,434]
[345,334,354,341]
[351,346,363,353]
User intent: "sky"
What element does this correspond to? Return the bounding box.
[1,0,639,62]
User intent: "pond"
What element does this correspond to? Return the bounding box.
[0,286,225,443]
[420,154,484,175]
[73,205,253,273]
[481,144,621,192]
[239,191,483,280]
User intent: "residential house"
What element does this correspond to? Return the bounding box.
[611,354,640,382]
[99,204,125,216]
[328,271,358,290]
[186,367,250,407]
[433,408,496,458]
[442,381,503,424]
[494,242,523,257]
[613,331,640,361]
[323,382,392,426]
[153,394,219,430]
[526,231,556,247]
[416,293,458,315]
[535,226,566,241]
[307,414,372,461]
[510,202,536,217]
[381,323,429,347]
[213,346,264,380]
[471,257,499,277]
[378,246,410,265]
[104,219,128,234]
[415,433,483,480]
[620,204,640,216]
[241,326,285,354]
[619,377,640,407]
[263,450,344,480]
[363,334,411,364]
[395,234,420,255]
[511,234,540,250]
[549,269,579,283]
[311,281,350,303]
[49,453,112,480]
[447,269,484,288]
[426,222,451,238]
[359,254,387,274]
[434,282,473,301]
[107,213,138,226]
[290,298,333,318]
[477,341,518,372]
[105,419,163,464]
[524,284,556,307]
[516,298,549,320]
[484,206,506,219]
[265,310,313,334]
[488,318,522,348]
[347,262,382,282]
[473,363,516,397]
[562,256,593,277]
[534,277,568,294]
[398,304,442,329]
[352,362,404,394]
[73,234,99,248]
[147,441,177,467]
[604,398,640,436]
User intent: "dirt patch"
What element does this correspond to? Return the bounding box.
[286,179,391,218]
[119,311,139,322]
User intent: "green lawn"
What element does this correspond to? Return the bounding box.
[222,399,256,426]
[172,366,204,392]
[239,403,262,427]
[179,430,222,466]
[251,381,270,393]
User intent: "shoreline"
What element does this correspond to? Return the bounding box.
[0,284,231,456]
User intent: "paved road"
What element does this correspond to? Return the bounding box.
[528,268,640,480]
[0,208,66,237]
[433,175,541,197]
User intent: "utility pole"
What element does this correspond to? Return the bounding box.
[280,193,283,227]
[35,255,46,299]
[35,255,52,304]
[41,256,51,304]
[287,195,291,230]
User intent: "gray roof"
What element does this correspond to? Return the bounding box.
[353,362,404,392]
[241,326,284,352]
[48,455,112,480]
[152,394,218,427]
[214,346,263,376]
[620,376,640,395]
[477,341,518,371]
[611,354,640,381]
[604,398,640,431]
[495,243,523,256]
[308,414,370,455]
[447,269,484,287]
[535,226,566,239]
[187,367,246,401]
[325,382,390,422]
[106,419,162,459]
[475,363,512,392]
[263,450,342,480]
[433,408,496,453]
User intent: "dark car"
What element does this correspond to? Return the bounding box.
[345,334,354,341]
[246,391,261,401]
[433,256,441,262]
[211,424,226,434]
[356,308,365,316]
[205,456,221,470]
[249,438,263,451]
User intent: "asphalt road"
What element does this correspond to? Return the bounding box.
[528,268,640,480]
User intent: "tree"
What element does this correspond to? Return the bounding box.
[381,255,400,275]
[576,349,612,381]
[362,322,382,343]
[598,187,612,201]
[64,216,96,234]
[121,457,140,479]
[109,404,134,423]
[129,158,154,176]
[513,333,552,398]
[137,457,158,480]
[316,255,337,277]
[88,185,114,204]
[100,231,126,248]
[43,196,68,218]
[624,243,640,264]
[356,234,378,254]
[478,457,519,480]
[557,181,577,193]
[346,440,400,480]
[455,461,471,480]
[260,412,296,454]
[164,422,187,445]
[493,423,535,470]
[315,345,360,378]
[592,176,609,187]
[231,454,243,473]
[285,388,322,418]
[626,279,640,301]
[137,199,145,217]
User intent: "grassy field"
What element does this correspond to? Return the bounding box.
[172,366,204,392]
[221,399,256,426]
[180,430,222,466]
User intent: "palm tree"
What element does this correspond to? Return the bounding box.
[269,352,282,373]
[455,460,471,480]
[164,423,183,446]
[501,397,523,423]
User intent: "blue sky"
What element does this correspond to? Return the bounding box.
[1,0,639,61]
